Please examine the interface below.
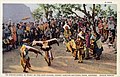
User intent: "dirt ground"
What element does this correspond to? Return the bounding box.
[3,43,116,74]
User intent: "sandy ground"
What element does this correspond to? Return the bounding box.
[3,43,116,74]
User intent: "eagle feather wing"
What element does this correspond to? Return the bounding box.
[47,38,59,46]
[32,40,43,47]
[25,45,43,56]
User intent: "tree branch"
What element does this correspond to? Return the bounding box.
[66,8,80,17]
[92,4,96,33]
[77,7,91,18]
[83,4,87,13]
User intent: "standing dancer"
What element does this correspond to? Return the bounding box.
[32,36,59,66]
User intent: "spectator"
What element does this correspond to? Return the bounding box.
[17,26,24,46]
[93,32,103,60]
[85,30,91,59]
[10,23,17,49]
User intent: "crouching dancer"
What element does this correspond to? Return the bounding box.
[20,44,43,72]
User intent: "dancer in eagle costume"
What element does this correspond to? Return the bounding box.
[20,44,43,73]
[32,36,59,66]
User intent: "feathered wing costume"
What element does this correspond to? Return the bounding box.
[20,44,42,72]
[32,38,59,66]
[32,38,59,51]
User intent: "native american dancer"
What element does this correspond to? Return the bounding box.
[75,29,85,63]
[32,37,59,66]
[20,44,43,72]
[89,39,94,54]
[63,24,77,58]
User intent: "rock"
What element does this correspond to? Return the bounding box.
[3,4,34,23]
